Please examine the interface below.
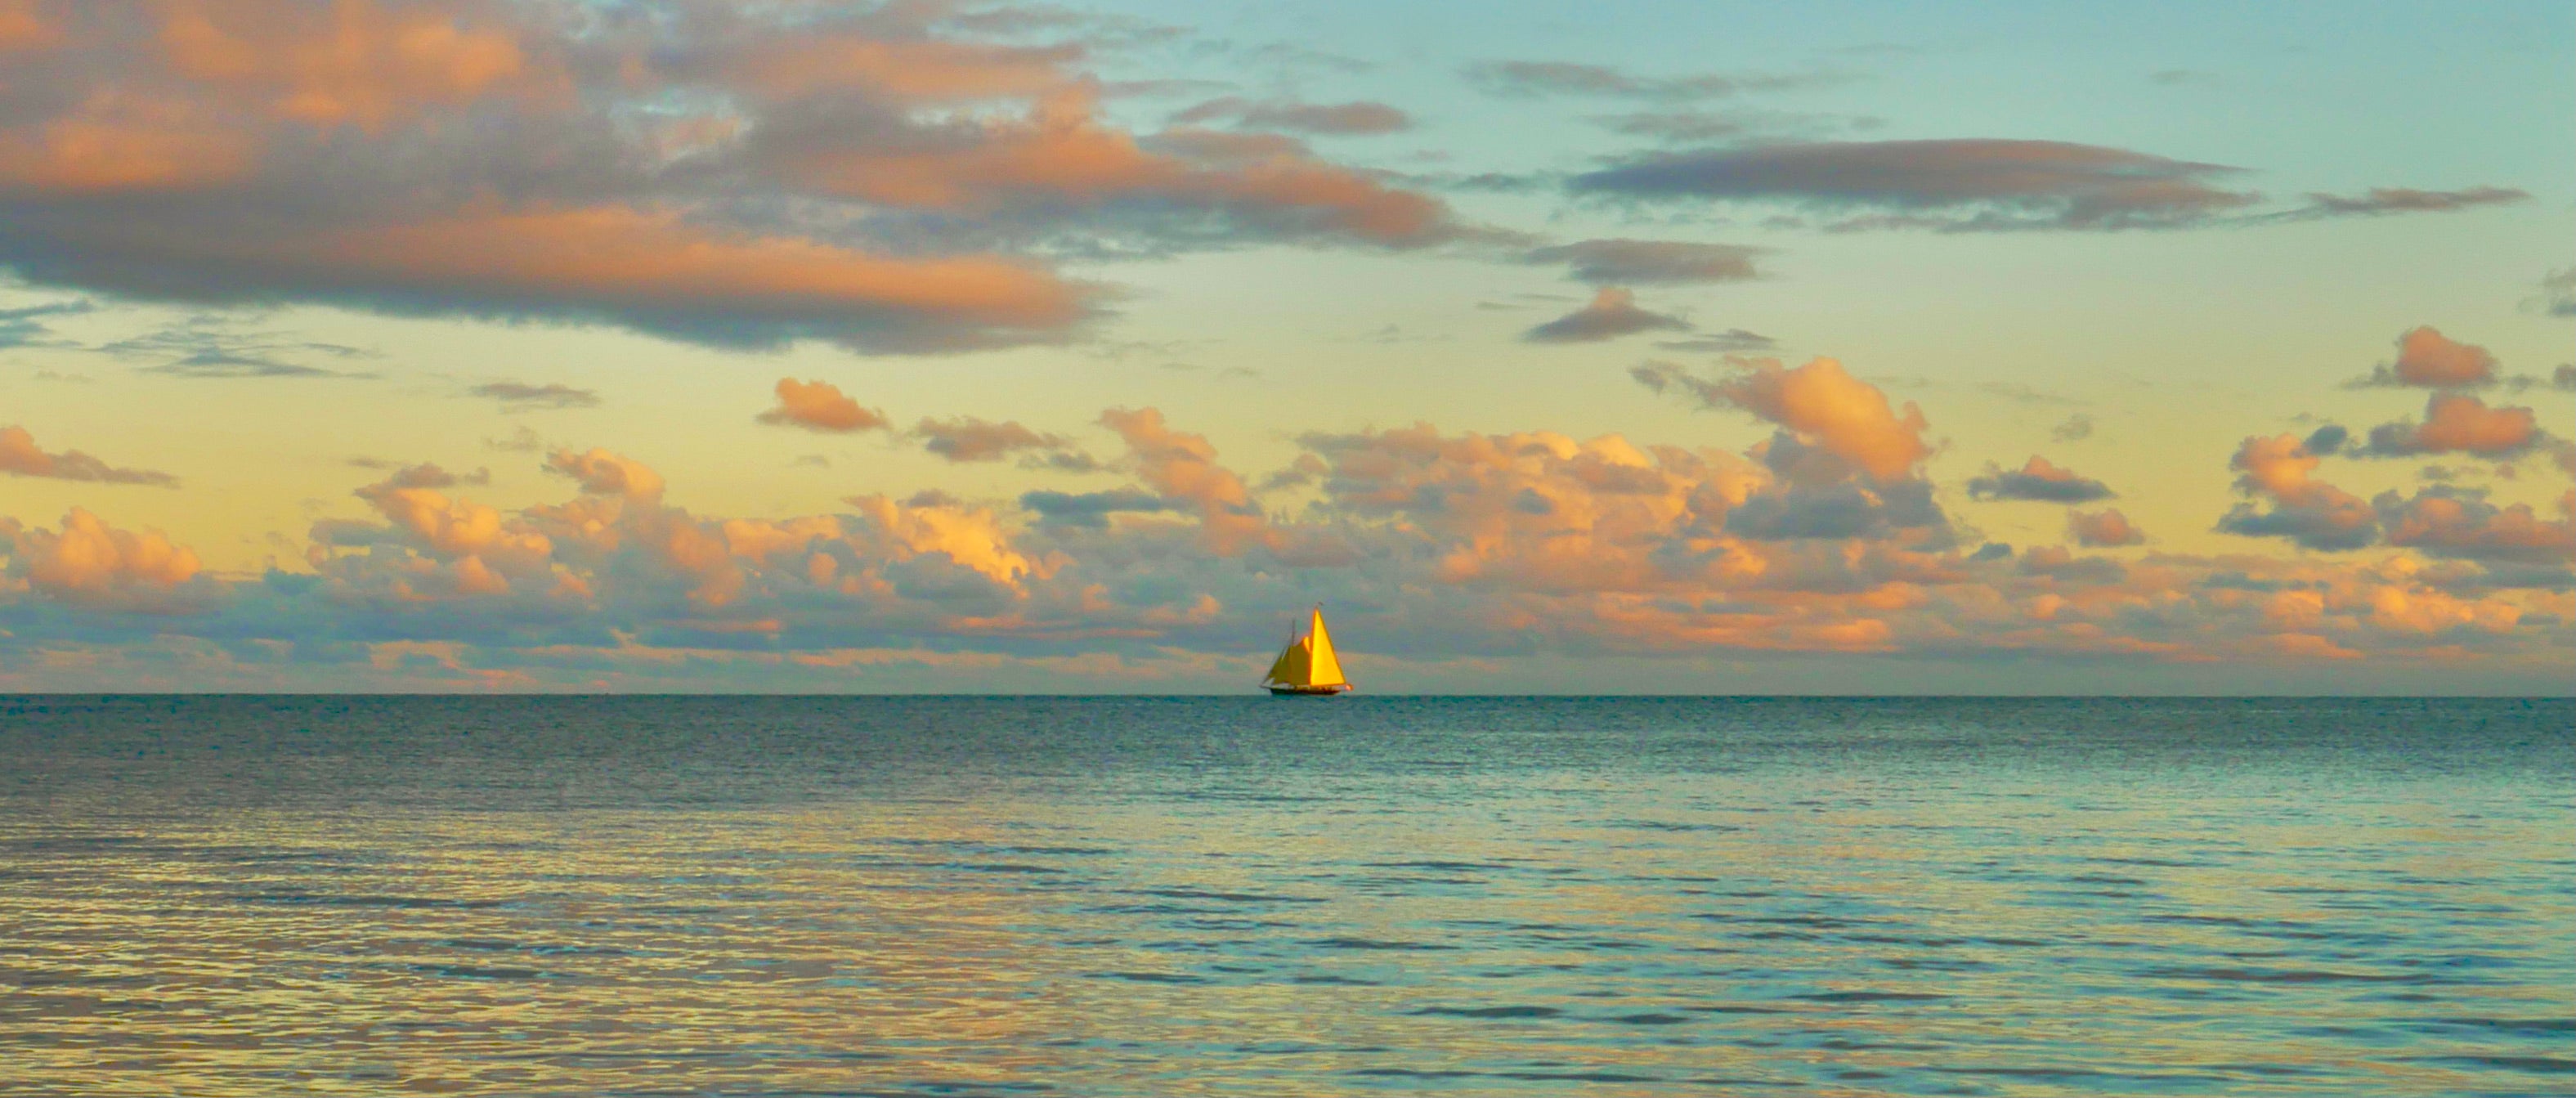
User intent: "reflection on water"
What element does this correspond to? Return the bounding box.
[2,696,2569,1096]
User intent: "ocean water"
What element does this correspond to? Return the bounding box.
[1,696,2569,1097]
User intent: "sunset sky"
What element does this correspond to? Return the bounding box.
[2,0,2569,692]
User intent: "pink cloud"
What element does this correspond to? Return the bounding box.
[0,424,178,486]
[1522,287,1691,343]
[2068,508,2147,547]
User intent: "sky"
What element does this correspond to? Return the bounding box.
[0,0,2570,693]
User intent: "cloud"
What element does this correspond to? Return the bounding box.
[94,316,375,379]
[2376,487,2576,566]
[746,89,1463,251]
[544,447,664,501]
[356,461,489,490]
[1967,456,2115,503]
[1588,108,1876,144]
[1019,488,1174,527]
[2291,186,2529,218]
[0,298,92,348]
[1099,406,1281,558]
[2357,393,2546,459]
[1570,139,2260,231]
[757,379,889,433]
[912,416,1090,466]
[2068,508,2147,548]
[7,403,2574,687]
[2531,268,2576,319]
[2214,433,2378,551]
[2557,365,2576,392]
[2,507,208,612]
[1464,61,1826,101]
[471,381,598,409]
[1635,356,1931,481]
[2051,414,2095,442]
[1524,287,1691,343]
[1724,464,1949,545]
[2351,326,2499,388]
[1655,329,1776,353]
[1169,97,1411,135]
[1522,238,1763,284]
[0,1,1461,353]
[0,425,178,486]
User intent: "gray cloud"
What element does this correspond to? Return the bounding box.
[1169,97,1412,135]
[471,382,602,409]
[2214,504,2378,551]
[1465,61,1828,101]
[96,318,374,379]
[1523,238,1763,285]
[1019,488,1176,527]
[1655,329,1776,353]
[913,416,1093,467]
[0,299,94,350]
[2532,268,2576,319]
[1523,288,1690,343]
[2376,486,2576,566]
[2050,414,2095,442]
[1966,457,2117,503]
[2291,186,2529,218]
[1571,139,2260,231]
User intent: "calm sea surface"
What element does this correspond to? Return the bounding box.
[1,696,2569,1096]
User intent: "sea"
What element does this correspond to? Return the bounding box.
[1,696,2569,1097]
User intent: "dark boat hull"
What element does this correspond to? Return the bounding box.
[1266,683,1352,696]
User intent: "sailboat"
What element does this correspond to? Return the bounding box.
[1261,606,1354,696]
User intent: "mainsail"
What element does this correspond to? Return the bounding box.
[1263,607,1350,691]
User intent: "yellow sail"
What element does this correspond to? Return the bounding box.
[1266,634,1311,684]
[1305,607,1346,686]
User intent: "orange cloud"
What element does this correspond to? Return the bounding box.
[2363,326,2498,388]
[545,447,665,501]
[843,494,1047,589]
[0,0,60,51]
[302,206,1090,344]
[157,0,559,132]
[2377,488,2576,565]
[758,378,889,432]
[715,34,1081,103]
[2215,433,2378,550]
[0,92,255,193]
[1100,407,1269,553]
[757,89,1454,247]
[2363,393,2542,457]
[4,508,204,611]
[1713,357,1931,481]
